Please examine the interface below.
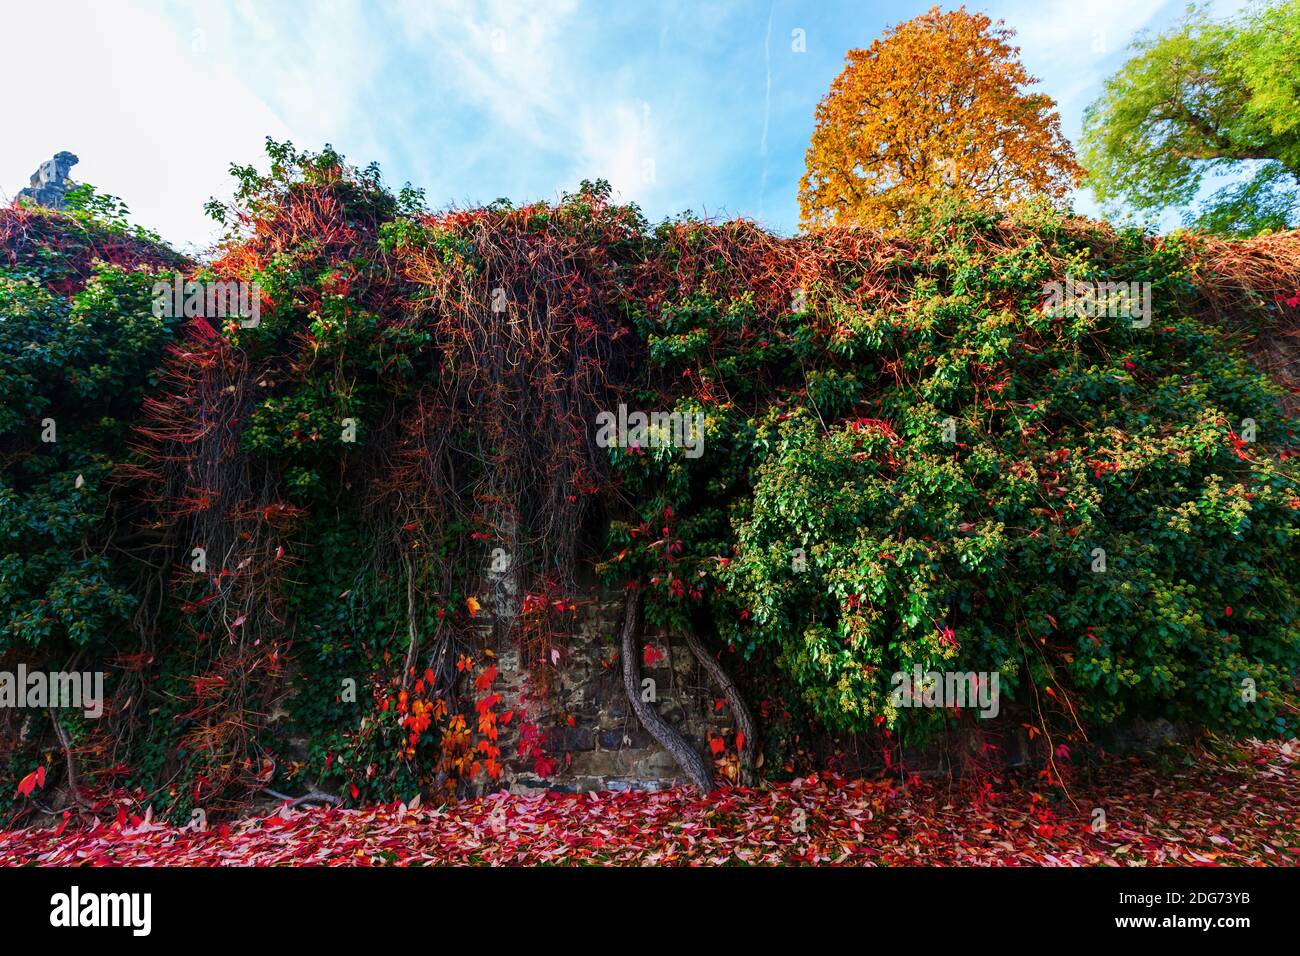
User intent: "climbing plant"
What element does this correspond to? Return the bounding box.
[2,143,1296,819]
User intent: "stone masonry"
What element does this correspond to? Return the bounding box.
[482,592,733,794]
[16,151,80,210]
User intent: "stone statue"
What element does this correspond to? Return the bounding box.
[16,151,80,210]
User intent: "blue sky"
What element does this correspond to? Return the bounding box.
[1,0,1251,252]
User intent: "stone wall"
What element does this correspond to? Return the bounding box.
[16,152,79,210]
[482,592,732,793]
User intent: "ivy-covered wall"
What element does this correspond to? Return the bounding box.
[3,143,1297,821]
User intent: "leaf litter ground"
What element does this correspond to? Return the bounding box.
[1,739,1295,866]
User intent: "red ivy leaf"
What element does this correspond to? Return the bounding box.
[15,766,45,798]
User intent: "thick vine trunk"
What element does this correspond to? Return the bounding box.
[620,589,714,791]
[49,709,91,809]
[681,628,757,786]
[402,552,419,689]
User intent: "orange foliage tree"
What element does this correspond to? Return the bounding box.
[799,7,1084,230]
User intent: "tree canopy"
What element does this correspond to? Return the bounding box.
[1082,0,1300,235]
[798,7,1083,230]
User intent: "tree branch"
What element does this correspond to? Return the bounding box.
[48,709,92,810]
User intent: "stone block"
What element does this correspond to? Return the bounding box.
[546,725,594,752]
[597,728,654,750]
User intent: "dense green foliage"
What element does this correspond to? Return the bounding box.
[614,206,1299,757]
[0,199,185,798]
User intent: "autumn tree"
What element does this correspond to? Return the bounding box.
[1081,0,1300,235]
[799,7,1083,230]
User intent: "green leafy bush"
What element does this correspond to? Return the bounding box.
[612,206,1299,752]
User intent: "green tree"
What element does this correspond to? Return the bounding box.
[1082,1,1300,235]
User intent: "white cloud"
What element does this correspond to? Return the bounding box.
[383,0,715,214]
[574,102,657,204]
[0,0,298,253]
[388,0,577,148]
